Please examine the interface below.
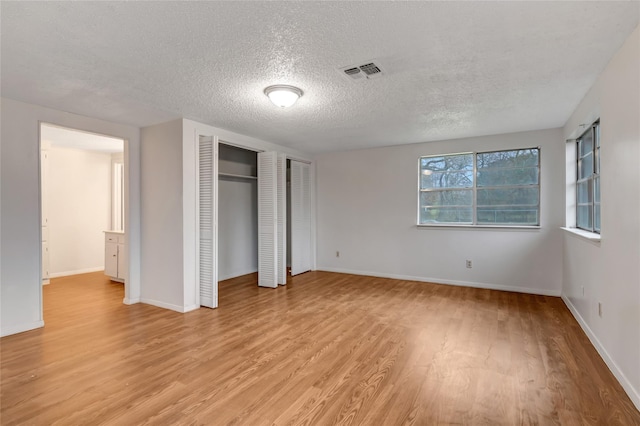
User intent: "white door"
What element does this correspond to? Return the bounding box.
[291,161,312,276]
[199,136,218,308]
[258,151,278,288]
[276,153,287,285]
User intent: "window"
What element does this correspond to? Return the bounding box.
[113,162,125,232]
[419,148,540,226]
[576,121,600,233]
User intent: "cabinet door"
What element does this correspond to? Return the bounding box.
[105,242,118,278]
[117,243,127,280]
[42,241,50,280]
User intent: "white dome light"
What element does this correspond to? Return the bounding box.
[264,85,303,108]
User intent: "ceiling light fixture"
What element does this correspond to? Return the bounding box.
[264,85,303,108]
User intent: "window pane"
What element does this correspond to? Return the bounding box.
[477,149,539,169]
[579,131,593,157]
[577,205,592,230]
[594,176,600,203]
[579,153,593,179]
[594,203,601,233]
[421,154,473,172]
[420,190,472,207]
[420,207,472,224]
[421,171,473,189]
[477,187,539,206]
[421,154,473,190]
[477,207,538,225]
[577,180,592,204]
[476,167,539,187]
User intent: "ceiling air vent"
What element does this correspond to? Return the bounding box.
[339,60,385,82]
[359,63,381,76]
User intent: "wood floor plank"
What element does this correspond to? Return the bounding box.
[1,271,639,425]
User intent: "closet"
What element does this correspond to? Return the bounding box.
[218,143,259,282]
[197,137,312,306]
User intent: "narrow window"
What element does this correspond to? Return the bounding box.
[576,121,600,233]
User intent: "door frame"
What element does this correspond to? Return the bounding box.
[192,130,315,307]
[38,121,132,303]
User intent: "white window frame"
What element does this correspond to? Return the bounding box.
[418,147,541,228]
[575,121,600,234]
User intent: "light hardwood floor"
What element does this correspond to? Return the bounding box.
[1,271,638,425]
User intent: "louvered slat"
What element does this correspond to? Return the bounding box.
[258,152,278,288]
[199,137,216,307]
[277,154,287,285]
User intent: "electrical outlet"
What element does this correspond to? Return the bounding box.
[336,251,340,258]
[598,302,602,317]
[466,260,472,268]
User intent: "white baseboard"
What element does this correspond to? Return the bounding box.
[317,267,561,297]
[1,320,44,337]
[561,295,640,410]
[140,298,199,313]
[218,268,258,282]
[49,267,104,278]
[123,298,140,305]
[183,304,199,313]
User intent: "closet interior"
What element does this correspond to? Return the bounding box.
[218,143,259,282]
[201,140,312,306]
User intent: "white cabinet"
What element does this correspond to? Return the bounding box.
[104,231,126,282]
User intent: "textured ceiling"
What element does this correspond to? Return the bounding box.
[2,2,638,154]
[42,124,124,154]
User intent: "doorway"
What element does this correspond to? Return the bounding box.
[39,123,127,313]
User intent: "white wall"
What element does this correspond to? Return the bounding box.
[315,128,565,296]
[140,119,185,312]
[218,178,258,280]
[218,144,258,281]
[47,146,111,276]
[0,98,141,337]
[562,26,640,408]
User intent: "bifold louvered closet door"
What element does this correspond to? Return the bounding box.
[291,160,312,276]
[258,151,278,288]
[199,136,217,308]
[276,154,287,285]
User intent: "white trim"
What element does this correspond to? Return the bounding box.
[1,321,45,337]
[418,224,541,231]
[561,295,640,410]
[123,298,140,305]
[183,304,199,313]
[218,269,258,282]
[140,298,199,313]
[49,267,105,278]
[561,227,601,243]
[317,267,561,297]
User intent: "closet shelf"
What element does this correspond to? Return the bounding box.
[218,172,258,180]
